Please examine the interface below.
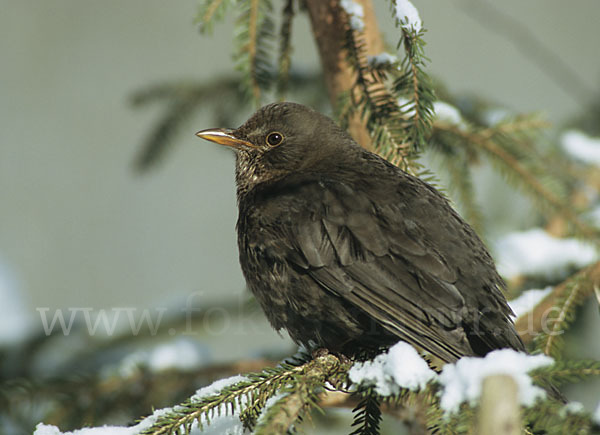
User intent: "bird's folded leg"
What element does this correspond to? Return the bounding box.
[311,347,352,366]
[311,347,330,359]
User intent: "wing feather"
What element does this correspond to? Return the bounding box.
[244,173,523,362]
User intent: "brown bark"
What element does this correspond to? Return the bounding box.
[304,0,385,151]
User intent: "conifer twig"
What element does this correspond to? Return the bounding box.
[477,117,550,140]
[255,353,342,434]
[435,121,597,239]
[515,261,600,345]
[276,0,294,100]
[533,360,600,386]
[350,390,382,435]
[233,0,274,104]
[542,281,581,357]
[198,0,226,30]
[196,0,234,34]
[247,0,261,102]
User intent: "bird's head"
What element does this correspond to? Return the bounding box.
[196,102,359,195]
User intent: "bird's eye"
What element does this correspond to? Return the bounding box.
[266,132,284,147]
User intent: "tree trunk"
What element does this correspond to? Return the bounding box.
[303,0,384,151]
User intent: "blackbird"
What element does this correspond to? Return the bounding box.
[196,102,525,363]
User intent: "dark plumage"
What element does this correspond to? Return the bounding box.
[196,102,525,363]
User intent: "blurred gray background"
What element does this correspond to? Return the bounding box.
[1,0,599,355]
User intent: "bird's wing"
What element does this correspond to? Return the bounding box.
[256,176,521,363]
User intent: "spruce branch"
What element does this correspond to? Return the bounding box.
[138,353,347,435]
[541,282,580,358]
[234,0,275,104]
[392,23,435,152]
[438,121,553,201]
[390,386,441,434]
[332,0,437,175]
[349,389,382,435]
[0,355,283,433]
[255,353,344,434]
[138,372,279,434]
[522,398,596,434]
[340,12,423,174]
[477,115,550,140]
[532,360,600,386]
[276,0,295,100]
[196,0,234,34]
[434,120,598,240]
[516,261,600,346]
[533,274,592,359]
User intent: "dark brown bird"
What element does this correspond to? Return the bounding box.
[196,102,525,363]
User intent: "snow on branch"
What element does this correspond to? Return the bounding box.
[34,375,249,435]
[508,287,553,319]
[367,52,398,68]
[393,0,422,31]
[33,340,600,434]
[433,101,466,130]
[561,130,600,166]
[438,350,553,413]
[340,0,365,31]
[495,228,597,280]
[348,341,554,415]
[348,341,436,395]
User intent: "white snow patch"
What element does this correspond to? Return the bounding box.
[115,338,209,378]
[433,101,465,129]
[438,349,553,414]
[367,52,398,68]
[398,97,416,118]
[35,376,250,435]
[192,374,248,401]
[393,0,422,31]
[482,108,511,126]
[116,351,145,378]
[349,341,436,395]
[34,406,172,435]
[254,392,286,428]
[559,401,585,417]
[34,424,133,435]
[148,338,207,372]
[185,375,250,434]
[34,425,59,435]
[340,0,365,31]
[586,205,600,228]
[495,228,597,280]
[561,130,600,165]
[508,287,553,319]
[594,400,600,424]
[0,260,32,345]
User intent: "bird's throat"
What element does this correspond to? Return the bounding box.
[234,150,286,201]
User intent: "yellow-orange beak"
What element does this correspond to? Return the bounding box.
[195,128,256,149]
